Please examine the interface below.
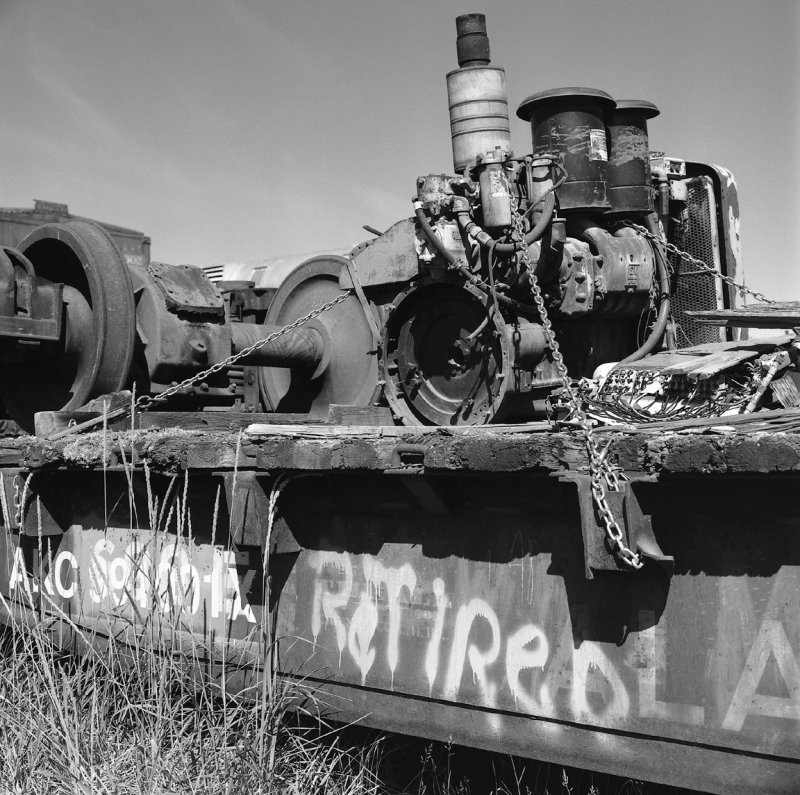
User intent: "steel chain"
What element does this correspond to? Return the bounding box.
[12,472,32,528]
[618,220,775,306]
[12,475,21,526]
[135,291,352,411]
[505,177,644,569]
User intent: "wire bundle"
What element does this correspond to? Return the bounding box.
[580,368,755,424]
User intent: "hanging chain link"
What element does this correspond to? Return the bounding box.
[12,474,22,526]
[505,176,644,569]
[135,291,352,412]
[617,220,775,306]
[12,472,33,527]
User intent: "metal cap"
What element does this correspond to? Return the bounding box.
[612,99,660,120]
[516,87,616,120]
[455,13,491,66]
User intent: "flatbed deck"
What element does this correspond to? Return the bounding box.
[6,408,800,474]
[0,418,798,794]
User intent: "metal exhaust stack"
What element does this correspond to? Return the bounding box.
[446,13,511,175]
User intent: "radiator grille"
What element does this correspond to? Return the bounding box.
[202,264,225,283]
[669,176,724,347]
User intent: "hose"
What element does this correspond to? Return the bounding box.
[413,205,539,316]
[456,189,557,254]
[617,213,672,364]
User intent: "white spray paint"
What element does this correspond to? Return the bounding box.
[722,619,800,731]
[425,577,448,695]
[363,557,417,688]
[444,597,501,706]
[347,588,378,685]
[309,551,353,663]
[569,641,630,723]
[505,623,549,712]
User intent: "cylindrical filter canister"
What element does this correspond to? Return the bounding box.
[516,87,616,213]
[478,156,512,227]
[447,14,511,174]
[606,100,660,214]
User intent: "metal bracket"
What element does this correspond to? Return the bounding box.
[559,473,673,578]
[216,470,300,554]
[386,443,427,474]
[0,246,63,342]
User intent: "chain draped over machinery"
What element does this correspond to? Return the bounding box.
[0,13,763,447]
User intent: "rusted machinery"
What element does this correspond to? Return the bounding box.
[0,13,798,795]
[0,16,741,432]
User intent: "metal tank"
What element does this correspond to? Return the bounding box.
[606,99,661,215]
[516,87,617,213]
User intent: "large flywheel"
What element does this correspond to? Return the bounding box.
[0,221,136,431]
[259,256,380,417]
[381,279,514,426]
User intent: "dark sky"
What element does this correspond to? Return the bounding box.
[1,0,798,301]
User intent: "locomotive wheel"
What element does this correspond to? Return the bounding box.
[259,256,379,417]
[0,221,136,431]
[381,279,512,426]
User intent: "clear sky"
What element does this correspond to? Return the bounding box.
[1,0,798,302]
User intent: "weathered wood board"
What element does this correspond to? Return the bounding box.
[627,334,793,379]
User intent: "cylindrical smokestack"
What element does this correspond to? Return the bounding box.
[447,14,511,174]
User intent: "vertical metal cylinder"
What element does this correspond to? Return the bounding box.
[478,158,512,227]
[516,88,616,213]
[447,15,511,174]
[606,99,660,215]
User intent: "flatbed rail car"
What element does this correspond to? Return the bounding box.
[0,416,798,794]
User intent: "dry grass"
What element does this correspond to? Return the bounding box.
[0,613,389,795]
[0,617,669,795]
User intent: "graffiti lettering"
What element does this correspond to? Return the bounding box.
[8,539,256,624]
[444,598,501,707]
[304,551,800,736]
[722,620,800,731]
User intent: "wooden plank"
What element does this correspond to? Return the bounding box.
[771,373,800,408]
[0,441,23,466]
[35,410,133,437]
[11,420,800,476]
[687,305,800,328]
[326,404,395,426]
[245,421,553,439]
[628,334,792,371]
[674,333,792,354]
[626,406,800,433]
[627,336,792,377]
[665,349,761,378]
[247,423,412,438]
[139,411,322,431]
[626,351,707,370]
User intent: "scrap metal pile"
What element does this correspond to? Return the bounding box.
[0,14,789,437]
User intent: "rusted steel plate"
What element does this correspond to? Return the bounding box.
[0,467,797,793]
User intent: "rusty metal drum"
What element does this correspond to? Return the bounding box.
[516,87,616,213]
[606,99,660,215]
